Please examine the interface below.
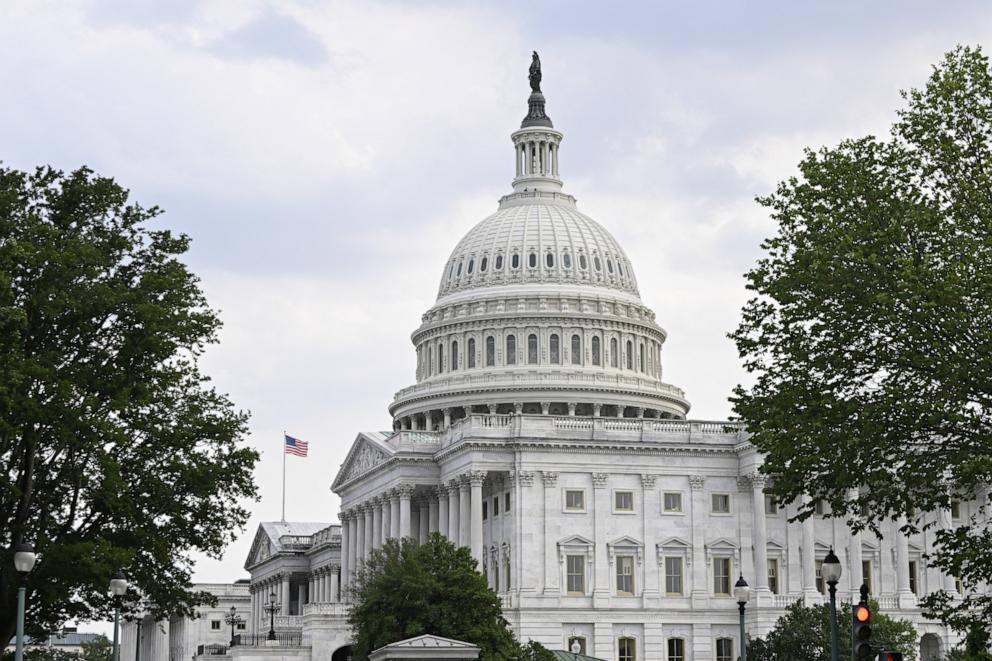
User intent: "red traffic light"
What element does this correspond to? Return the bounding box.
[879,652,904,661]
[853,604,871,623]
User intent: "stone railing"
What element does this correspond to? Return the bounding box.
[302,602,350,617]
[309,525,341,548]
[772,594,799,608]
[273,615,303,629]
[876,596,899,610]
[278,535,313,550]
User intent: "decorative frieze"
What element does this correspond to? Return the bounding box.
[592,473,609,488]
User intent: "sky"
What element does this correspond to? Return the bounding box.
[2,0,991,623]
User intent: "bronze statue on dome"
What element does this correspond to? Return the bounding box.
[529,51,542,92]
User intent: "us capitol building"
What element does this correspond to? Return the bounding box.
[122,54,959,661]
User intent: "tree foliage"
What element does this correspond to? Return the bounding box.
[0,165,258,639]
[748,600,918,661]
[730,45,992,633]
[347,535,520,661]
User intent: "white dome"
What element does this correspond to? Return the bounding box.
[436,194,640,302]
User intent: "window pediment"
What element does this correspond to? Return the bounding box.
[608,536,644,565]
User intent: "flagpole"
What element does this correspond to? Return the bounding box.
[281,430,286,523]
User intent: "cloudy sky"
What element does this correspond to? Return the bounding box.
[3,0,991,594]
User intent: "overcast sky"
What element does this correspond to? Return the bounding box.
[3,0,991,602]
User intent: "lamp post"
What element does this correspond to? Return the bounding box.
[734,574,750,661]
[109,570,128,661]
[13,543,37,661]
[224,606,244,647]
[263,592,278,641]
[823,548,843,661]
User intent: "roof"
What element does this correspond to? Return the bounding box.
[550,651,607,661]
[10,632,106,647]
[375,635,479,649]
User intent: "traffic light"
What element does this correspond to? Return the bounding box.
[852,600,872,660]
[878,652,904,661]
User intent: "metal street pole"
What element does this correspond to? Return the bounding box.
[14,578,27,661]
[828,582,839,661]
[738,601,748,661]
[112,598,121,661]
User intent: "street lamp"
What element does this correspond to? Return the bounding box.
[13,543,37,661]
[224,606,244,647]
[734,574,750,661]
[823,548,843,661]
[263,592,279,642]
[109,570,128,661]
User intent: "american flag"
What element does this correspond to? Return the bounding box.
[284,434,309,457]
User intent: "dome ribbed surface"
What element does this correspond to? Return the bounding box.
[436,201,640,300]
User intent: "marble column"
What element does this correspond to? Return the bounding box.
[297,583,306,611]
[443,407,452,430]
[399,485,413,537]
[751,474,769,591]
[470,471,485,565]
[689,475,708,604]
[448,481,460,542]
[281,574,291,615]
[339,514,349,593]
[896,516,913,599]
[847,489,864,599]
[372,498,382,550]
[364,505,374,559]
[355,507,367,566]
[459,476,471,548]
[381,497,391,542]
[347,512,357,597]
[801,495,818,603]
[437,485,450,538]
[330,566,340,603]
[419,500,430,541]
[938,505,957,592]
[390,490,401,539]
[429,493,440,533]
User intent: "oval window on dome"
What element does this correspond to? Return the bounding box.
[456,262,463,276]
[563,253,572,269]
[480,256,488,272]
[495,255,504,270]
[511,254,520,269]
[467,259,474,274]
[579,254,588,270]
[528,252,537,268]
[594,256,601,271]
[607,259,614,274]
[546,253,554,268]
[617,261,624,277]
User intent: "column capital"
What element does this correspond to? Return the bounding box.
[688,475,706,490]
[397,484,416,498]
[640,473,657,489]
[436,484,449,498]
[592,403,602,416]
[541,471,559,487]
[748,472,768,489]
[468,470,487,486]
[513,402,524,415]
[592,472,609,489]
[511,470,534,487]
[540,402,551,415]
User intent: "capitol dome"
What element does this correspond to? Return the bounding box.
[389,56,690,430]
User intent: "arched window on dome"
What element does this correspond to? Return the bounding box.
[594,256,602,271]
[438,343,445,373]
[511,253,520,269]
[528,334,538,364]
[545,253,554,268]
[468,338,476,368]
[639,342,645,372]
[562,253,572,269]
[451,340,459,370]
[618,261,624,277]
[528,252,537,268]
[428,344,432,376]
[579,254,588,270]
[506,335,517,365]
[592,336,601,366]
[607,258,614,274]
[495,255,504,270]
[447,263,454,279]
[610,338,618,368]
[571,334,581,365]
[550,334,560,364]
[467,259,474,274]
[456,262,462,276]
[480,256,488,272]
[626,340,633,370]
[486,336,495,366]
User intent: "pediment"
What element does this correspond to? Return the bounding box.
[331,433,395,490]
[608,535,644,548]
[245,525,274,570]
[658,536,691,550]
[814,541,833,553]
[766,539,786,551]
[705,537,739,551]
[558,534,594,548]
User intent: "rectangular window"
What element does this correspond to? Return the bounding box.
[614,490,634,512]
[565,490,585,511]
[813,499,826,516]
[909,560,918,594]
[815,559,825,594]
[505,492,510,512]
[711,493,731,514]
[492,496,499,517]
[663,492,683,513]
[616,556,635,595]
[951,501,961,520]
[768,558,779,594]
[504,555,511,591]
[236,622,246,631]
[713,557,731,595]
[862,560,873,594]
[956,575,964,594]
[664,557,683,595]
[566,555,585,594]
[210,621,221,631]
[667,638,685,661]
[716,638,734,661]
[567,638,586,655]
[765,495,777,515]
[482,502,488,520]
[618,637,636,661]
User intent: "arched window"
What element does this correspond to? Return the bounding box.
[563,253,572,268]
[495,255,504,270]
[528,334,538,364]
[545,253,554,268]
[617,261,624,277]
[467,259,474,274]
[571,334,581,365]
[528,252,537,268]
[438,343,444,373]
[610,338,618,368]
[506,335,517,365]
[468,338,476,368]
[626,340,633,370]
[456,262,463,276]
[447,263,454,279]
[594,256,602,271]
[550,334,560,364]
[451,340,459,370]
[639,343,645,372]
[511,254,520,269]
[486,336,495,366]
[592,336,601,366]
[427,344,432,375]
[579,254,588,270]
[481,256,488,272]
[618,637,636,661]
[607,258,614,274]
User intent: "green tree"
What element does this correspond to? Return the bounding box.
[748,600,917,661]
[730,44,992,634]
[0,165,258,639]
[348,535,519,661]
[79,636,111,661]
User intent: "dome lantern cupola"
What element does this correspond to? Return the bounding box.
[512,51,563,194]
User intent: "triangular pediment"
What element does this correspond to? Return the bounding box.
[558,534,594,548]
[766,539,786,551]
[705,537,739,551]
[608,535,643,548]
[814,541,833,553]
[658,536,691,551]
[245,525,274,570]
[331,432,396,490]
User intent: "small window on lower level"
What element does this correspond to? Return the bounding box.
[504,492,511,512]
[482,502,488,520]
[236,622,246,631]
[211,621,221,631]
[618,637,636,661]
[715,638,734,661]
[667,638,685,661]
